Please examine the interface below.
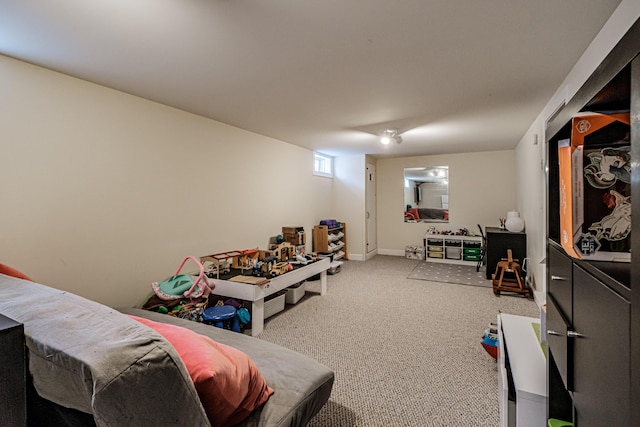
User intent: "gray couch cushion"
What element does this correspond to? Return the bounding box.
[0,274,210,426]
[119,308,334,427]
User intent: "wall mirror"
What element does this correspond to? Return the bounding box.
[404,166,449,223]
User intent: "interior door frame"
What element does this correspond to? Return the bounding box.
[366,162,377,257]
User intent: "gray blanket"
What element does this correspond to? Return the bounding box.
[0,274,210,426]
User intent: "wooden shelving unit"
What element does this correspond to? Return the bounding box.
[313,223,348,262]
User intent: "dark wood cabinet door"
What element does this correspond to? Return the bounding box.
[572,266,629,426]
[546,297,572,390]
[0,314,26,426]
[548,244,573,322]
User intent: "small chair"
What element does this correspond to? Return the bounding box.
[201,305,241,332]
[492,249,530,298]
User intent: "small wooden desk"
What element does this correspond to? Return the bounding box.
[485,227,527,280]
[210,257,330,336]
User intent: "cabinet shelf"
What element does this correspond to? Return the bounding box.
[544,17,639,426]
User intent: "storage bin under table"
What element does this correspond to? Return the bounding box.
[264,292,286,318]
[285,282,306,304]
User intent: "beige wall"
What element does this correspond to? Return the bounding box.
[0,55,334,307]
[3,1,637,309]
[332,155,366,260]
[376,151,517,254]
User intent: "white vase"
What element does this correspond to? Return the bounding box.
[505,211,525,232]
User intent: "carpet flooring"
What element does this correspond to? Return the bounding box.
[257,256,540,426]
[408,261,491,288]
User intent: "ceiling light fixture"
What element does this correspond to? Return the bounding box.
[380,129,402,145]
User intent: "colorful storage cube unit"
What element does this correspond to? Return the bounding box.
[558,111,631,262]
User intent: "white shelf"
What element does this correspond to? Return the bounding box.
[498,313,547,427]
[328,231,344,242]
[328,241,345,252]
[424,234,482,265]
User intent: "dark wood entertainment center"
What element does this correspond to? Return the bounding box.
[545,18,639,426]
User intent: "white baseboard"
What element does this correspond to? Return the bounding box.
[532,290,545,311]
[377,249,405,257]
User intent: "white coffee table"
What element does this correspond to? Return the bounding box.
[209,257,330,336]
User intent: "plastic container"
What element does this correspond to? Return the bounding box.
[264,292,286,318]
[285,282,306,304]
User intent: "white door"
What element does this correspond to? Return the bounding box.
[366,163,377,254]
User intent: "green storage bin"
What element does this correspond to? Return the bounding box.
[548,419,572,427]
[463,247,481,255]
[464,254,482,261]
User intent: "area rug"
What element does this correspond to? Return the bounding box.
[408,261,492,288]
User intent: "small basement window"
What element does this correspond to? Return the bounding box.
[313,153,333,178]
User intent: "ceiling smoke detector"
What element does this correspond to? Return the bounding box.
[380,129,402,145]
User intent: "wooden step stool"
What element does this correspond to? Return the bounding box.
[492,249,530,297]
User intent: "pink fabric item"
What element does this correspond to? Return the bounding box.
[128,315,273,427]
[0,264,32,281]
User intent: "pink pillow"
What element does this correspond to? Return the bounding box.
[128,315,273,426]
[0,264,32,281]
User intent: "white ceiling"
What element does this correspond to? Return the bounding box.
[0,0,622,158]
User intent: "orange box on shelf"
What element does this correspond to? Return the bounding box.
[558,111,631,262]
